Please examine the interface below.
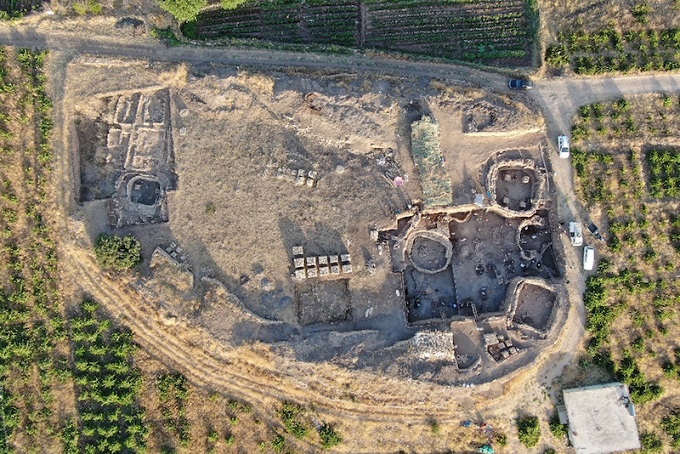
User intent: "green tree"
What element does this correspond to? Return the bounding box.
[157,0,207,22]
[221,0,248,9]
[94,234,142,271]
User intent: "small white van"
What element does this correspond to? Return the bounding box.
[583,246,595,271]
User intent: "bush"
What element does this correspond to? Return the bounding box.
[94,233,142,271]
[318,423,342,449]
[278,403,308,439]
[549,413,567,439]
[517,416,541,448]
[545,44,569,67]
[157,0,207,22]
[640,431,663,452]
[662,409,680,448]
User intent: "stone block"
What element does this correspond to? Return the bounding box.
[306,256,317,267]
[292,246,304,257]
[318,256,328,266]
[330,265,340,275]
[329,255,339,264]
[295,169,306,186]
[294,268,307,279]
[318,266,329,276]
[342,263,353,273]
[293,257,305,269]
[340,253,351,263]
[501,350,510,359]
[306,267,317,278]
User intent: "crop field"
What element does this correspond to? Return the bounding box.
[542,0,680,74]
[182,0,537,66]
[570,94,680,450]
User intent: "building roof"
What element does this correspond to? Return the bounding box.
[562,382,640,454]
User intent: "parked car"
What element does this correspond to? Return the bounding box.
[557,135,570,158]
[569,222,583,246]
[583,246,595,271]
[508,79,533,90]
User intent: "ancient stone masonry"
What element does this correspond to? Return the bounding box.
[77,88,177,227]
[107,89,176,227]
[276,167,319,187]
[292,246,352,280]
[484,332,519,362]
[413,331,456,361]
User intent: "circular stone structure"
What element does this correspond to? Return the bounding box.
[406,230,453,274]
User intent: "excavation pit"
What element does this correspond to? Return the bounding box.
[129,177,161,205]
[404,265,457,324]
[495,168,535,211]
[296,279,351,326]
[407,231,452,274]
[512,282,556,331]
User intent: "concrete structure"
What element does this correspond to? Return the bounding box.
[561,383,640,454]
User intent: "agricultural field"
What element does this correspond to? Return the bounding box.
[0,46,67,453]
[182,0,537,66]
[568,93,680,451]
[541,0,680,74]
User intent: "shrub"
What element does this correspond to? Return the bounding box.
[94,234,142,270]
[640,431,663,452]
[278,402,308,439]
[549,413,567,439]
[318,423,342,449]
[157,0,207,22]
[631,2,652,23]
[517,416,541,448]
[545,44,569,67]
[662,409,680,448]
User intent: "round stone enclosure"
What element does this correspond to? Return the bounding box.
[407,230,453,274]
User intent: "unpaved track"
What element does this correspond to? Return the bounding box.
[13,21,680,451]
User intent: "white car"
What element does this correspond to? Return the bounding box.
[557,135,570,158]
[569,222,583,246]
[583,246,595,271]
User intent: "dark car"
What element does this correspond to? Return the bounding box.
[508,79,534,90]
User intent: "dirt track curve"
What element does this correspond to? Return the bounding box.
[5,22,680,451]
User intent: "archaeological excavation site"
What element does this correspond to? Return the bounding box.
[65,56,568,388]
